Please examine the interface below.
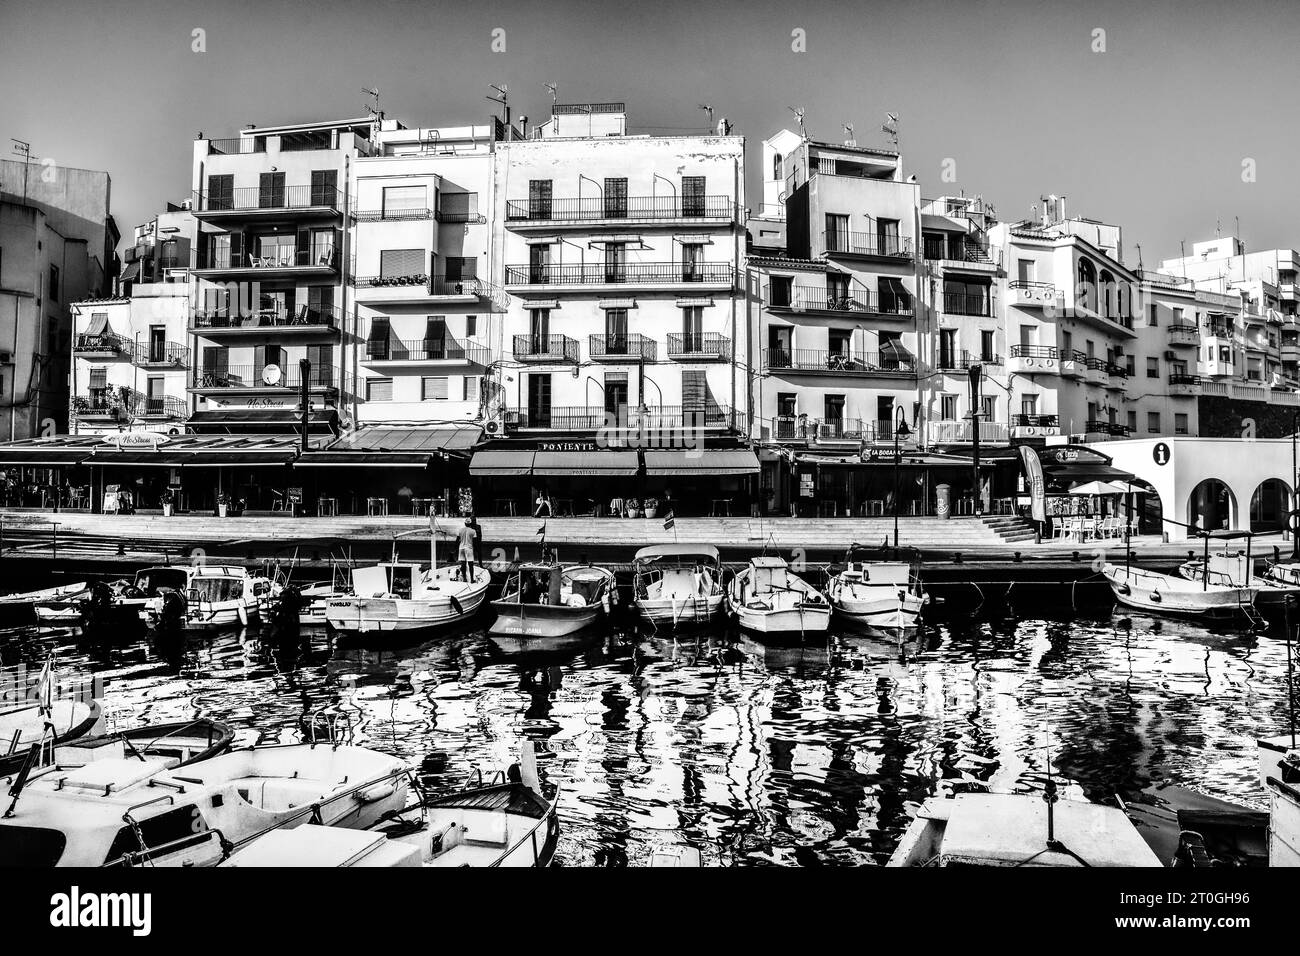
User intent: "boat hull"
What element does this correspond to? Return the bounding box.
[831,591,924,628]
[489,601,603,637]
[635,593,723,626]
[1103,564,1255,618]
[733,604,831,635]
[326,589,487,634]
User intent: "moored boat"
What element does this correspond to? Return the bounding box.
[725,556,830,636]
[180,564,273,629]
[1178,551,1299,606]
[827,546,927,629]
[325,562,491,635]
[632,544,724,627]
[0,697,104,765]
[1102,562,1256,618]
[491,562,616,637]
[0,581,90,628]
[0,716,233,776]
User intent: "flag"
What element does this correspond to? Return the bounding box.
[663,510,675,531]
[536,521,546,536]
[36,653,53,717]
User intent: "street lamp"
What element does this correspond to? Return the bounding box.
[969,363,983,516]
[893,406,911,550]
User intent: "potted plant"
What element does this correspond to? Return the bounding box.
[160,488,175,517]
[643,497,659,519]
[625,497,642,519]
[216,492,230,518]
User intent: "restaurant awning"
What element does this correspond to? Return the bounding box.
[644,448,759,475]
[298,425,482,467]
[469,449,536,477]
[186,408,338,432]
[0,438,101,466]
[1046,463,1136,482]
[532,450,639,476]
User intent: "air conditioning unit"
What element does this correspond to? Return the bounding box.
[483,418,504,438]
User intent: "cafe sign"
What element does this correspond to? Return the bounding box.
[102,432,170,451]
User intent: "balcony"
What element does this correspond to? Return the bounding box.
[190,364,341,394]
[504,404,734,432]
[1006,280,1058,309]
[935,350,976,372]
[352,274,481,303]
[922,237,1002,273]
[1007,344,1069,375]
[763,349,918,378]
[133,342,190,369]
[504,262,734,291]
[1167,323,1201,347]
[191,186,343,221]
[588,333,657,362]
[821,230,913,261]
[1010,414,1061,439]
[354,207,434,223]
[666,333,732,361]
[192,242,339,279]
[73,393,186,421]
[927,420,1011,445]
[1105,362,1129,390]
[364,339,488,366]
[1084,358,1109,384]
[811,418,872,442]
[941,292,992,317]
[1167,373,1202,397]
[504,195,734,228]
[764,282,913,318]
[190,305,342,337]
[1085,420,1131,438]
[74,332,132,359]
[512,334,580,364]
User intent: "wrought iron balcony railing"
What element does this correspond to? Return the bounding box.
[505,195,733,222]
[505,262,734,286]
[763,348,918,375]
[353,274,479,297]
[195,242,338,271]
[74,332,132,356]
[504,404,733,431]
[192,186,343,214]
[192,364,340,390]
[942,292,992,316]
[512,334,580,363]
[665,333,732,359]
[765,281,913,316]
[1011,414,1059,427]
[821,230,913,259]
[365,339,487,363]
[134,342,190,368]
[191,305,342,331]
[588,333,657,361]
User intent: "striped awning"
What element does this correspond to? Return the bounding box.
[531,450,639,476]
[644,449,759,476]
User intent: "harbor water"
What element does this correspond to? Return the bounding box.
[1,599,1295,866]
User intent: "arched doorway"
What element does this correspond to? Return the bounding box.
[1127,478,1162,535]
[1250,478,1291,533]
[1187,478,1235,532]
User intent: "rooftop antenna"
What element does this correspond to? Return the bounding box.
[698,104,714,132]
[11,139,31,206]
[487,84,511,135]
[545,82,558,109]
[360,87,381,121]
[788,106,806,139]
[842,122,855,146]
[1135,242,1143,272]
[881,112,899,150]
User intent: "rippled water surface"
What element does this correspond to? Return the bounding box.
[2,605,1295,866]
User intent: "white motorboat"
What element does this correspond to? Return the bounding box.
[0,697,104,765]
[179,564,274,629]
[0,738,410,867]
[80,566,190,630]
[632,544,724,627]
[1178,551,1299,606]
[888,789,1162,867]
[726,556,831,636]
[827,547,928,629]
[223,743,559,868]
[491,562,616,637]
[1102,562,1256,618]
[1267,768,1300,867]
[0,581,90,627]
[324,562,490,634]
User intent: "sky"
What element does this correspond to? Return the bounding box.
[1,0,1296,266]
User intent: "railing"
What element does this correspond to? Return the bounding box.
[134,342,190,368]
[204,135,348,155]
[512,334,580,362]
[1012,414,1059,427]
[505,195,734,222]
[1168,373,1202,387]
[1167,323,1201,343]
[195,243,338,270]
[505,404,733,430]
[191,305,342,330]
[942,292,991,316]
[928,420,1011,444]
[1008,280,1055,293]
[1085,420,1130,436]
[504,262,734,286]
[139,396,188,418]
[936,350,974,371]
[353,207,434,222]
[1105,362,1129,378]
[923,237,994,263]
[822,230,913,259]
[73,393,186,419]
[921,197,992,220]
[665,333,732,359]
[353,274,479,296]
[1010,344,1060,360]
[765,282,912,316]
[192,364,340,390]
[74,332,132,356]
[813,417,870,441]
[763,348,918,375]
[588,333,657,361]
[192,186,343,214]
[365,339,487,363]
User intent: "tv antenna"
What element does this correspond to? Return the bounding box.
[842,122,855,145]
[788,106,806,138]
[487,84,511,129]
[698,104,714,131]
[360,87,381,120]
[881,112,899,149]
[545,82,558,108]
[11,139,31,206]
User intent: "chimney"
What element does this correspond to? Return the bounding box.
[519,116,528,139]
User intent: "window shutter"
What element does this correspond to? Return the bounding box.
[367,378,393,402]
[383,185,426,216]
[380,248,424,278]
[89,368,107,389]
[422,376,449,401]
[463,375,479,402]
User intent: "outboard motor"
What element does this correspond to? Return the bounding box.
[155,587,186,632]
[80,581,115,630]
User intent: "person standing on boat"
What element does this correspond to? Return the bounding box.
[456,518,478,582]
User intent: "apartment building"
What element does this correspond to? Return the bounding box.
[0,159,118,441]
[476,103,754,515]
[352,120,497,427]
[188,118,369,435]
[119,202,197,293]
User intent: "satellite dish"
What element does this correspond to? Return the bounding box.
[262,363,282,386]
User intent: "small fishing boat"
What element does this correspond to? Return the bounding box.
[223,743,559,868]
[1262,560,1300,591]
[180,564,274,629]
[0,717,234,776]
[1102,562,1257,618]
[79,567,190,631]
[1177,551,1299,606]
[726,556,831,635]
[1267,769,1300,867]
[0,697,104,765]
[0,735,410,867]
[888,787,1161,867]
[827,546,927,629]
[0,581,90,628]
[325,562,490,635]
[632,544,724,627]
[491,562,616,637]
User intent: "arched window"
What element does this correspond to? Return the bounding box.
[773,154,783,180]
[1077,258,1096,312]
[1100,269,1115,318]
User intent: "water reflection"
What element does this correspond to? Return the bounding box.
[0,604,1293,866]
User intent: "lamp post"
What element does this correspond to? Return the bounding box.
[893,406,911,551]
[969,363,983,516]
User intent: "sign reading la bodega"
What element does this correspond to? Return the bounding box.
[101,432,170,452]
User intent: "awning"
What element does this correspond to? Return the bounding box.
[297,426,482,467]
[187,408,337,431]
[469,449,536,477]
[119,262,141,283]
[0,443,98,466]
[644,448,759,476]
[84,313,110,336]
[1047,463,1136,482]
[532,450,639,476]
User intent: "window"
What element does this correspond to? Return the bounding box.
[207,174,233,210]
[366,378,393,402]
[380,249,425,279]
[1077,257,1096,311]
[528,180,553,219]
[309,170,338,206]
[463,375,479,402]
[444,257,476,281]
[1017,259,1036,283]
[1128,411,1138,433]
[981,330,995,363]
[941,394,957,420]
[1020,395,1038,415]
[682,305,704,348]
[48,264,59,302]
[682,176,706,217]
[772,155,783,181]
[1148,303,1158,327]
[603,178,628,218]
[528,243,552,282]
[605,309,629,351]
[981,396,995,422]
[603,242,627,282]
[258,171,286,208]
[421,377,449,401]
[939,329,956,368]
[529,308,550,342]
[876,218,900,255]
[382,185,426,218]
[1147,411,1161,434]
[769,276,792,308]
[824,213,849,252]
[1125,355,1135,376]
[829,328,852,356]
[1175,413,1189,435]
[944,280,989,316]
[681,243,703,281]
[682,370,709,422]
[367,317,393,359]
[465,315,477,337]
[1147,357,1159,378]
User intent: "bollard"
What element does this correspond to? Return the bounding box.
[1072,550,1080,562]
[1013,551,1022,563]
[1275,546,1282,563]
[953,552,962,564]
